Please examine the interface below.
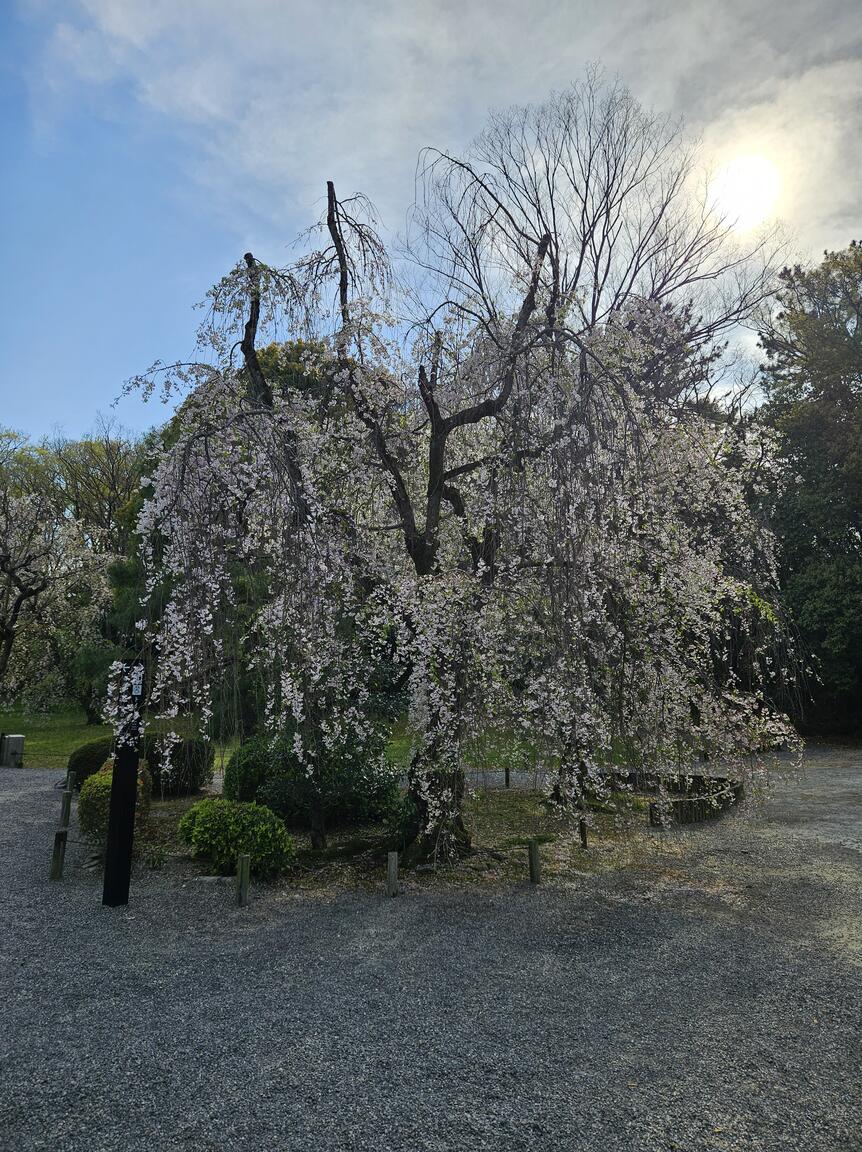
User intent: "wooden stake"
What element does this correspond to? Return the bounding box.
[528,838,541,885]
[386,851,399,897]
[59,789,72,830]
[66,769,77,792]
[49,828,67,880]
[236,853,250,907]
[504,764,511,789]
[579,817,588,849]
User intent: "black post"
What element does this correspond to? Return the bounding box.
[102,662,143,907]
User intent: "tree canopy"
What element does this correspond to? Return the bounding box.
[759,242,862,731]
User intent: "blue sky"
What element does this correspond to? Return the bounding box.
[2,0,860,439]
[0,7,240,437]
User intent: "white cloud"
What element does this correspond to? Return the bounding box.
[26,0,862,255]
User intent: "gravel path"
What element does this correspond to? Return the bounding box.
[1,746,860,1152]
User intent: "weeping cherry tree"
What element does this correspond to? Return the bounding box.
[129,73,798,862]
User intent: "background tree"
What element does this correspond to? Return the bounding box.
[0,431,111,704]
[49,420,146,720]
[0,422,145,719]
[759,241,862,732]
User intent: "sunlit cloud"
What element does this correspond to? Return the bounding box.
[710,155,782,233]
[22,0,862,256]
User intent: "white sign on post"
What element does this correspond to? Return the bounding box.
[130,664,145,698]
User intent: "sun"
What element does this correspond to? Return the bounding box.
[710,154,781,232]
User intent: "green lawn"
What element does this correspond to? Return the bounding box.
[0,708,583,781]
[0,708,239,772]
[0,708,112,770]
[2,707,653,894]
[0,707,412,774]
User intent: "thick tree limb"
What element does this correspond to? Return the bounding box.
[240,254,274,409]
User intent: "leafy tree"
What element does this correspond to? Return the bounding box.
[0,423,146,718]
[0,432,112,703]
[759,242,862,731]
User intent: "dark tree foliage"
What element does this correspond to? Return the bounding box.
[760,242,862,732]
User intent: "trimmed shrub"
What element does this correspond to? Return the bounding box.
[68,737,112,791]
[179,797,295,877]
[223,735,274,802]
[225,730,399,831]
[78,761,153,845]
[143,734,214,797]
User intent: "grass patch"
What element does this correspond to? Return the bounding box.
[0,706,238,774]
[385,718,413,769]
[0,708,111,770]
[16,709,660,895]
[75,781,658,896]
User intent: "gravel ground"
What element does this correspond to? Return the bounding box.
[1,746,860,1152]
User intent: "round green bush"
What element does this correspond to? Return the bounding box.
[68,737,113,791]
[78,763,153,845]
[225,730,398,830]
[223,735,275,802]
[179,797,295,877]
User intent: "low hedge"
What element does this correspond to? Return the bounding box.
[68,734,213,796]
[179,797,295,877]
[78,761,153,845]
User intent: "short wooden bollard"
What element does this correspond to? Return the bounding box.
[578,817,588,849]
[386,851,399,897]
[59,788,72,830]
[49,828,67,880]
[236,853,250,907]
[504,764,511,789]
[527,839,541,885]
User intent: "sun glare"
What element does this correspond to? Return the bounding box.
[710,154,781,232]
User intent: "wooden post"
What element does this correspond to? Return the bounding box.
[527,838,541,885]
[579,817,588,849]
[66,769,77,792]
[59,789,72,829]
[504,764,511,789]
[236,853,250,907]
[49,828,67,880]
[386,851,399,897]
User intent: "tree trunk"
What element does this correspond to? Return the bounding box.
[402,752,472,865]
[83,695,104,725]
[309,792,327,851]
